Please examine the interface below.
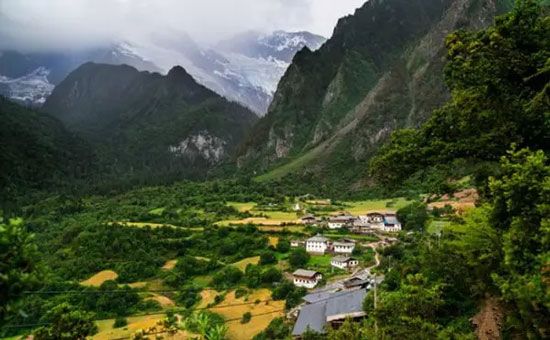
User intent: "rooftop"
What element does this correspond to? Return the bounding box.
[293,269,320,278]
[292,289,367,336]
[307,234,328,242]
[384,216,400,225]
[332,255,353,262]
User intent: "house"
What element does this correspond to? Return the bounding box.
[343,276,369,290]
[292,269,323,289]
[301,215,317,225]
[327,214,354,229]
[292,289,367,338]
[366,212,385,223]
[332,241,355,254]
[383,215,402,232]
[330,256,359,270]
[306,234,329,254]
[291,240,305,248]
[350,219,374,234]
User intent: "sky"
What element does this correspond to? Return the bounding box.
[0,0,366,52]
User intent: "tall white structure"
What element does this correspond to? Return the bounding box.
[306,234,329,254]
[292,269,323,288]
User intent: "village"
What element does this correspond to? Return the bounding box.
[285,210,402,338]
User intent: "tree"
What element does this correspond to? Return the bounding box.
[0,217,40,319]
[34,303,98,340]
[261,267,282,284]
[275,239,290,253]
[259,251,277,265]
[289,247,310,268]
[370,0,550,188]
[488,147,550,338]
[241,312,252,324]
[396,202,429,232]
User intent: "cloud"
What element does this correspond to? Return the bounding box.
[0,0,365,52]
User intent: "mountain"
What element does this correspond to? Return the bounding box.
[136,30,327,115]
[0,44,162,106]
[236,0,514,186]
[0,96,96,200]
[42,63,258,177]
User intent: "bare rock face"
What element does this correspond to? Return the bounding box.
[169,132,227,164]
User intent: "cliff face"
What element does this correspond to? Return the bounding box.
[236,0,513,186]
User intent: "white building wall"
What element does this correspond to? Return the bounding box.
[306,241,328,254]
[328,222,344,229]
[293,276,321,288]
[334,245,355,254]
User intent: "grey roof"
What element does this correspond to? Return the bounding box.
[293,269,320,278]
[332,255,353,262]
[307,234,328,242]
[292,289,367,336]
[292,301,327,335]
[384,216,400,225]
[329,216,353,222]
[333,241,355,247]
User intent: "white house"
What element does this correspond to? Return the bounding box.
[383,216,402,232]
[306,234,329,254]
[328,215,354,229]
[292,269,323,288]
[331,256,359,270]
[333,241,355,254]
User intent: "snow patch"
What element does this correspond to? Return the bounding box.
[0,67,54,106]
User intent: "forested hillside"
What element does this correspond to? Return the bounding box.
[236,0,514,188]
[43,63,258,179]
[0,97,96,204]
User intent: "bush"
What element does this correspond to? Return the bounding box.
[260,251,277,265]
[261,267,282,284]
[275,239,290,253]
[113,317,127,328]
[235,287,248,299]
[396,201,429,231]
[241,312,252,324]
[211,266,243,290]
[289,248,310,268]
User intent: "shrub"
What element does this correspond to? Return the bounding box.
[288,248,309,268]
[235,287,248,299]
[241,312,252,324]
[260,251,277,265]
[113,317,127,328]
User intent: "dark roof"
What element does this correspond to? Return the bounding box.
[332,255,354,262]
[293,269,320,278]
[301,215,316,220]
[292,289,367,336]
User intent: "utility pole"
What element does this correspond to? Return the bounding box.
[374,274,378,338]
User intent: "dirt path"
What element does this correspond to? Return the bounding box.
[471,298,504,340]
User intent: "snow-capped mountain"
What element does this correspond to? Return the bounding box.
[0,31,325,113]
[131,30,327,115]
[0,67,54,106]
[0,45,161,106]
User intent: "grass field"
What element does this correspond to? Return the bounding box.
[324,234,379,242]
[193,275,212,288]
[199,288,285,340]
[231,256,260,271]
[257,226,306,233]
[227,202,257,212]
[307,254,332,267]
[162,259,177,270]
[109,222,203,231]
[255,145,324,182]
[80,270,118,286]
[339,198,410,214]
[268,236,279,247]
[149,207,165,216]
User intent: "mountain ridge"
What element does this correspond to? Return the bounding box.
[42,62,258,177]
[236,0,514,187]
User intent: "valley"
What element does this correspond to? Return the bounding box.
[2,0,550,340]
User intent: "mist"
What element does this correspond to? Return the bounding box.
[0,0,366,53]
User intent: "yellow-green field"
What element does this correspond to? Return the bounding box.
[199,288,285,340]
[80,270,118,287]
[227,202,257,212]
[93,314,193,340]
[338,198,410,214]
[231,256,260,271]
[108,222,203,231]
[268,236,279,247]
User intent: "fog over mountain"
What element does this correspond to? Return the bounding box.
[0,0,362,113]
[0,0,364,52]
